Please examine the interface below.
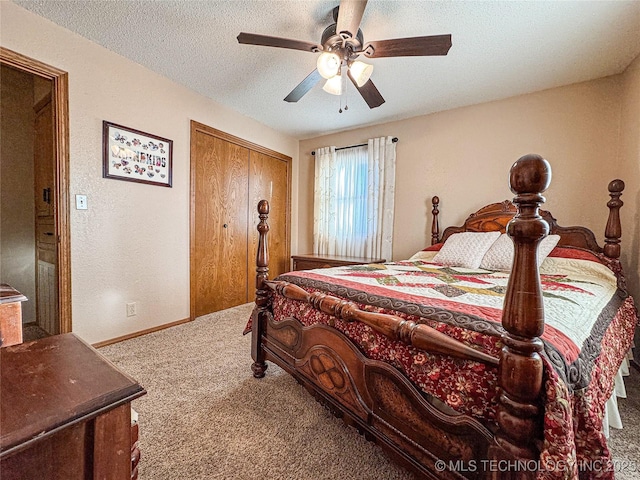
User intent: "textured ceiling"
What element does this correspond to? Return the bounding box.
[13,0,640,139]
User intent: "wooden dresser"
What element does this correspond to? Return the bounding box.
[0,284,27,347]
[0,333,146,480]
[291,254,386,271]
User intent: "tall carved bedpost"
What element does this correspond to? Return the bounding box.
[251,200,270,378]
[604,179,625,259]
[431,196,440,245]
[493,155,551,472]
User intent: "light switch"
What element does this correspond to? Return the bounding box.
[76,194,88,210]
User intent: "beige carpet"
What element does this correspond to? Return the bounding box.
[100,303,639,479]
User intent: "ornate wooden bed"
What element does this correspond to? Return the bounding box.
[248,155,634,479]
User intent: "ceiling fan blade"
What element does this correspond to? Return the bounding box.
[336,0,368,38]
[237,33,321,53]
[347,71,385,108]
[363,34,452,58]
[284,69,323,103]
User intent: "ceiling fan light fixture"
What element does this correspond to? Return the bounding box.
[349,60,373,87]
[317,51,341,79]
[322,74,343,95]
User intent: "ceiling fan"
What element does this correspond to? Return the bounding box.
[237,0,452,109]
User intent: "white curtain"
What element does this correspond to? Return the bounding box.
[313,137,396,260]
[366,136,396,260]
[313,145,339,256]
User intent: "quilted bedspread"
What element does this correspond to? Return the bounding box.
[259,247,637,480]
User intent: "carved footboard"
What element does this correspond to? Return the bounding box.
[250,154,625,479]
[262,311,496,479]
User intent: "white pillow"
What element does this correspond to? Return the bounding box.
[432,231,501,269]
[480,233,561,271]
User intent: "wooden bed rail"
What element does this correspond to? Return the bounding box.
[251,196,499,376]
[266,279,499,367]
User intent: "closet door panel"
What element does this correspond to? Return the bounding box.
[248,151,290,299]
[193,132,249,317]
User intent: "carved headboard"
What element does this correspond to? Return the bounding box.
[431,178,625,259]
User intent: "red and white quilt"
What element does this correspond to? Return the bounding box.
[261,247,637,480]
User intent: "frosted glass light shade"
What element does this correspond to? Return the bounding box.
[322,75,342,95]
[317,52,341,79]
[349,61,373,87]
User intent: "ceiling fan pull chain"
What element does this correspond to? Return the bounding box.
[338,89,342,113]
[344,72,349,111]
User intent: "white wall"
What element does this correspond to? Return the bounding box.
[0,2,299,344]
[618,53,640,362]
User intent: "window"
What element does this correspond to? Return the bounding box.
[313,137,396,260]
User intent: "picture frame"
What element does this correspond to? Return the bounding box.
[102,121,173,187]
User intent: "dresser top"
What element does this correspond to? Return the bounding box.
[1,333,145,456]
[0,284,27,304]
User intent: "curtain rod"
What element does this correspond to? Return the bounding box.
[311,137,398,156]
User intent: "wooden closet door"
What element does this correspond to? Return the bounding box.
[192,130,249,317]
[248,151,290,299]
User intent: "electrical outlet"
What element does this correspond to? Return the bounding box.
[126,302,137,317]
[76,194,88,210]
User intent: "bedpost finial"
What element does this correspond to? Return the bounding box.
[431,196,440,245]
[509,154,551,196]
[253,199,270,378]
[495,154,550,461]
[604,179,624,259]
[608,179,625,194]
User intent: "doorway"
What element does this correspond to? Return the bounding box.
[0,47,71,339]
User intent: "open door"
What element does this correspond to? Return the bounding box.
[0,47,71,338]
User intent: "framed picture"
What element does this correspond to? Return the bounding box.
[103,121,173,187]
